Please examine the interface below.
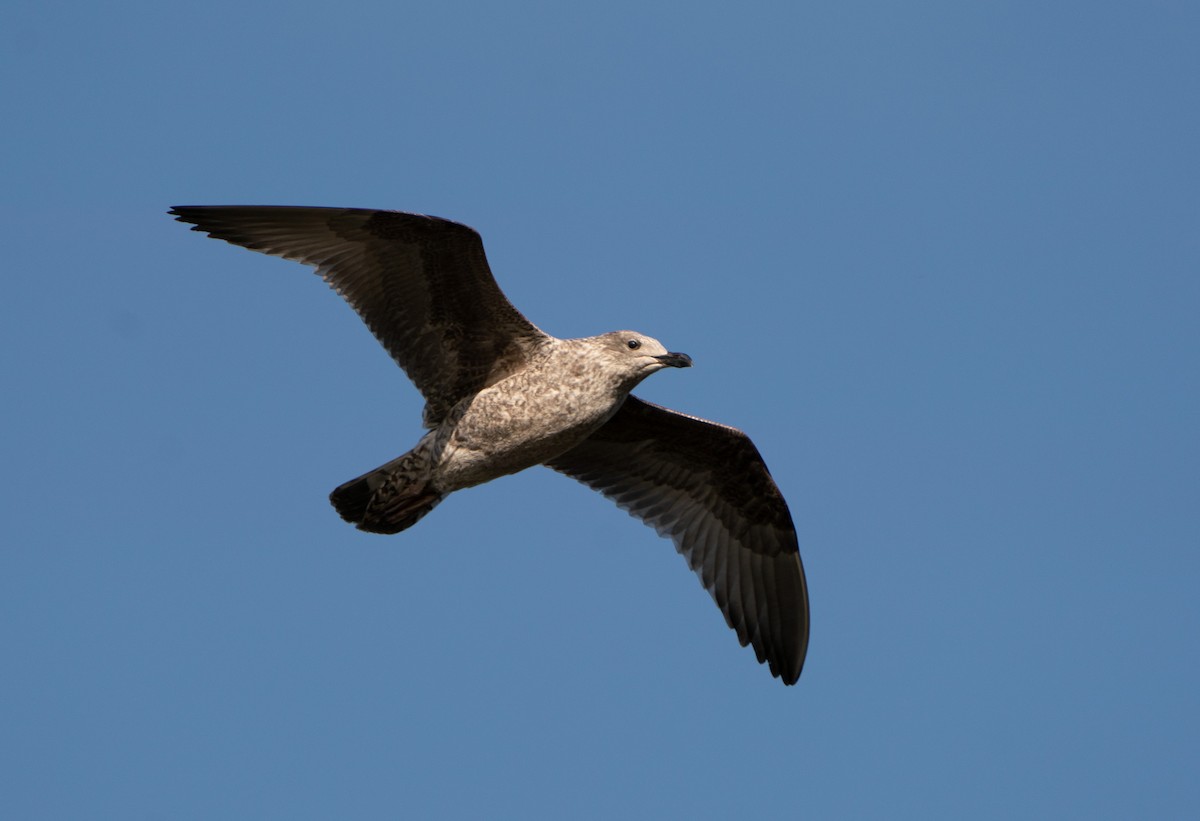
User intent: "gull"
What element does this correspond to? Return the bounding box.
[171,205,810,684]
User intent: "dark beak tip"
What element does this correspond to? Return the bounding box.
[659,352,693,368]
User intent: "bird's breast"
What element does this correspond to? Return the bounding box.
[433,363,625,491]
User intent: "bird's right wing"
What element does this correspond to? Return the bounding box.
[171,206,551,427]
[546,396,809,684]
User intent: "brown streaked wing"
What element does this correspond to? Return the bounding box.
[545,395,809,684]
[170,205,551,426]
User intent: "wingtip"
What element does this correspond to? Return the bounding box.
[168,205,202,226]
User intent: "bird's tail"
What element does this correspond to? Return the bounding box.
[329,453,444,535]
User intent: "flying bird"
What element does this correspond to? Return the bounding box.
[171,205,809,684]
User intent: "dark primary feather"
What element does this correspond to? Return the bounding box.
[169,205,550,427]
[547,396,810,684]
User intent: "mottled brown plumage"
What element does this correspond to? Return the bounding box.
[546,396,808,683]
[170,206,546,427]
[171,205,809,685]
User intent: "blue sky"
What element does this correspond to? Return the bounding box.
[2,1,1198,818]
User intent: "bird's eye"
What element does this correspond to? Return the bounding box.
[626,339,641,350]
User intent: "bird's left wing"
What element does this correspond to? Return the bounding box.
[545,396,809,684]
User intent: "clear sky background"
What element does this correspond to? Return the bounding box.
[2,2,1197,818]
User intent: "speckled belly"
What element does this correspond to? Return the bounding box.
[433,375,621,491]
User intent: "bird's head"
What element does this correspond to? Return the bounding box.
[597,330,692,383]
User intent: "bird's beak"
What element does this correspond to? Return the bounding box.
[655,352,693,368]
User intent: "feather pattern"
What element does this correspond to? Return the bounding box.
[548,396,809,684]
[170,205,550,427]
